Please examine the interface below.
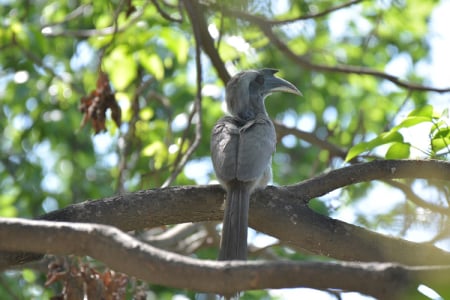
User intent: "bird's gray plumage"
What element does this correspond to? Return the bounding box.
[211,69,300,266]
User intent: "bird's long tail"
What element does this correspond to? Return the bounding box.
[219,181,250,261]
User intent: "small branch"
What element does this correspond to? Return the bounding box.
[13,39,85,94]
[385,179,450,215]
[162,5,203,187]
[288,159,450,201]
[259,26,450,93]
[150,0,183,23]
[1,218,449,298]
[117,76,156,193]
[274,121,347,159]
[41,1,147,38]
[212,3,450,94]
[219,0,365,26]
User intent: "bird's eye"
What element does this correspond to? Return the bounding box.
[255,74,265,85]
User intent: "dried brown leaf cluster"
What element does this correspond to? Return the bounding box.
[79,71,122,134]
[46,258,132,300]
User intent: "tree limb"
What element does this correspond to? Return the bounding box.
[259,26,450,93]
[214,6,450,94]
[1,218,450,299]
[1,160,449,268]
[183,0,231,83]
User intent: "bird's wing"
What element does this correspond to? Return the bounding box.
[210,116,240,182]
[236,116,276,182]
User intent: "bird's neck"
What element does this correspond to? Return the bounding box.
[229,96,268,122]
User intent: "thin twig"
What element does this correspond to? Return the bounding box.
[41,1,147,38]
[211,2,450,94]
[151,0,183,23]
[162,0,203,187]
[218,0,365,26]
[116,76,156,193]
[274,121,348,159]
[385,179,450,215]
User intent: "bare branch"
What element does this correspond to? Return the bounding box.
[41,1,147,38]
[274,121,347,159]
[218,0,365,26]
[259,26,450,93]
[385,179,450,215]
[117,76,156,193]
[1,218,449,298]
[150,0,183,23]
[211,4,450,94]
[162,4,203,187]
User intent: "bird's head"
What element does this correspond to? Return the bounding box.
[225,68,301,121]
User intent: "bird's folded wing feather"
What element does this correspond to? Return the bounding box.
[211,117,240,182]
[237,117,276,181]
[211,116,276,183]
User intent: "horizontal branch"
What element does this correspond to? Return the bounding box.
[1,160,449,269]
[1,218,449,298]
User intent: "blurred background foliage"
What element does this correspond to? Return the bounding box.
[1,0,449,298]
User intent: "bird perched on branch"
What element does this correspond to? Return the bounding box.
[211,69,301,262]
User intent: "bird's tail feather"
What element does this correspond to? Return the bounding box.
[219,182,250,261]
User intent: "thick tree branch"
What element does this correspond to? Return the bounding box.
[1,160,449,269]
[1,218,450,299]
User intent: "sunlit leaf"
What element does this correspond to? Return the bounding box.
[393,116,432,130]
[431,127,450,153]
[345,131,403,161]
[104,46,137,90]
[408,104,434,118]
[139,51,164,80]
[385,142,410,159]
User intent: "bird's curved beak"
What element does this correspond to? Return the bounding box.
[264,75,302,96]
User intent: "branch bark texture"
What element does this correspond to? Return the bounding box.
[0,160,449,298]
[1,160,448,268]
[1,218,450,299]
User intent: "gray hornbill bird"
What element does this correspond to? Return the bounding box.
[211,69,301,261]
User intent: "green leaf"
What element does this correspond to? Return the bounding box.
[345,131,403,161]
[431,127,450,152]
[22,269,37,283]
[408,104,434,118]
[393,116,432,130]
[139,51,164,80]
[104,46,137,90]
[142,141,168,169]
[385,142,410,159]
[308,199,329,216]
